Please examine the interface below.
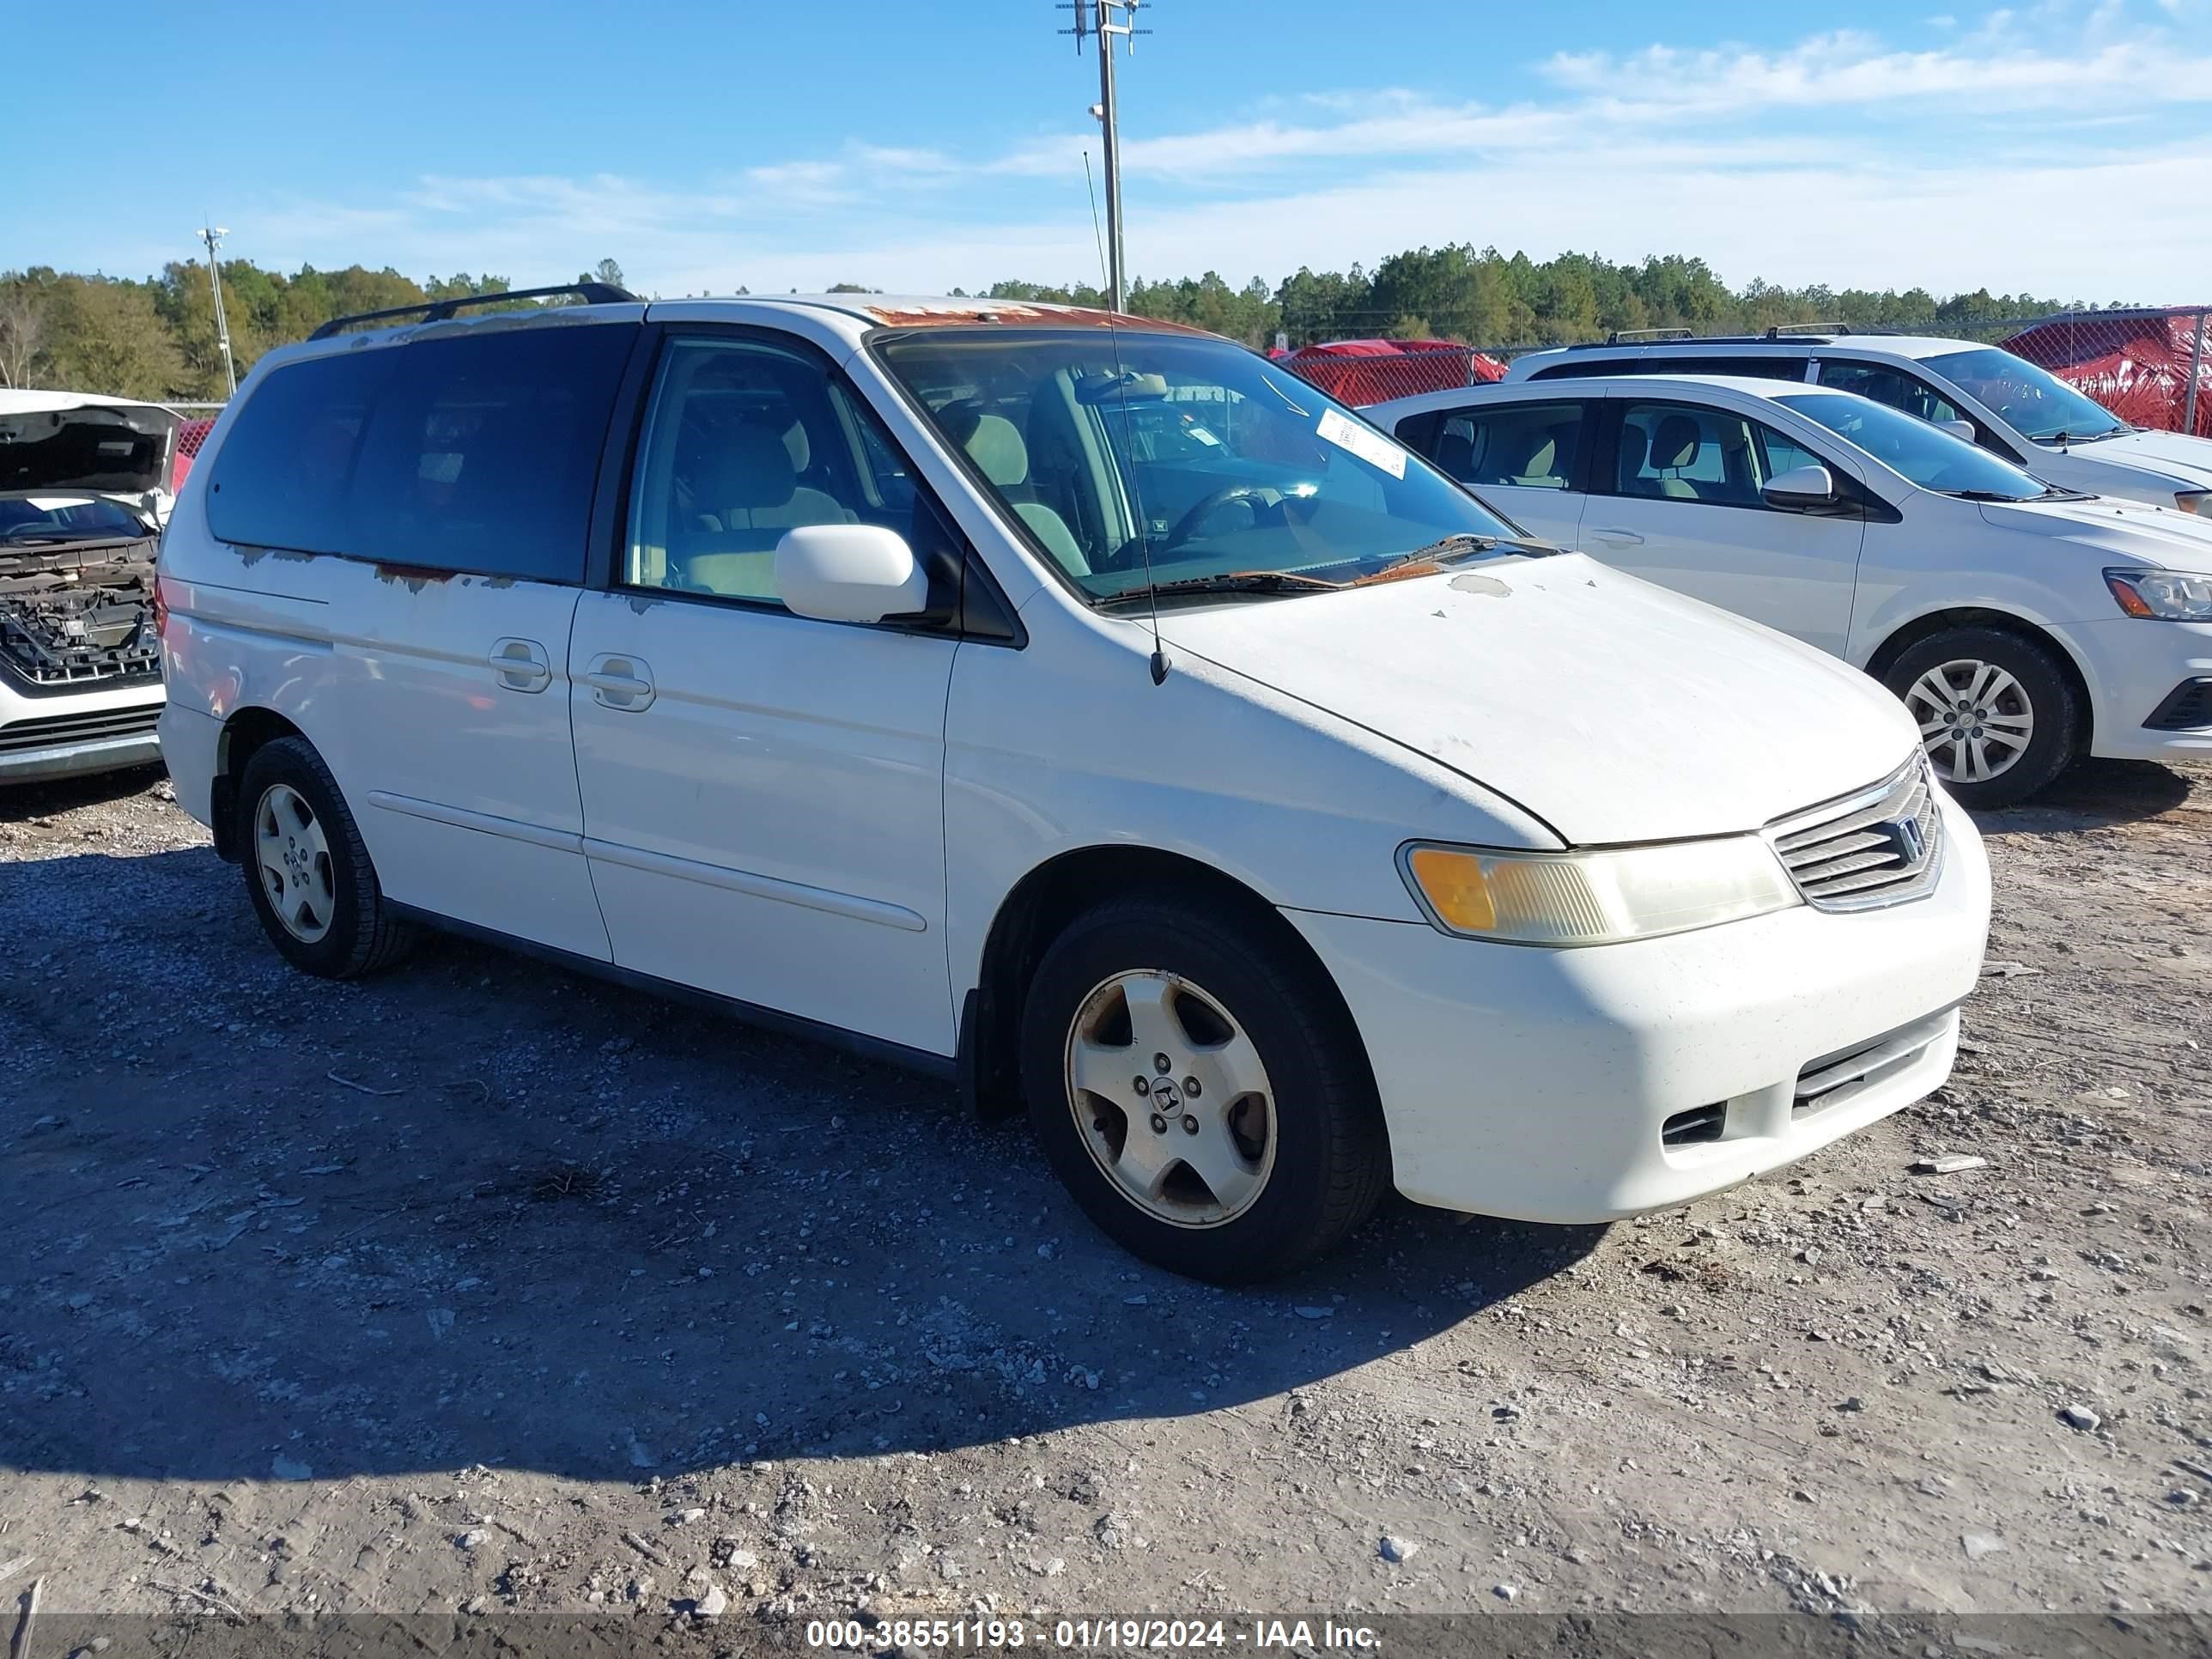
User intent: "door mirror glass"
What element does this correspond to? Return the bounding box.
[775,524,932,623]
[1761,463,1837,510]
[1936,418,1978,443]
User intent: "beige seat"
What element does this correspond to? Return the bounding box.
[959,414,1088,577]
[678,425,851,596]
[1649,415,1704,500]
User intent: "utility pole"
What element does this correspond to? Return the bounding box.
[1063,1,1150,313]
[199,224,238,398]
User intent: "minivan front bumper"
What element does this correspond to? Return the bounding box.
[1285,791,1990,1223]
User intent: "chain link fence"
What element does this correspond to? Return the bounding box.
[1279,308,2211,436]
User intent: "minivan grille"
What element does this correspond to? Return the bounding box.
[1766,757,1943,913]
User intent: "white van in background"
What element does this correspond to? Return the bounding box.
[1376,374,2212,808]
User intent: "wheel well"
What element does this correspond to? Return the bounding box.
[1864,609,2094,754]
[963,846,1374,1119]
[209,708,304,861]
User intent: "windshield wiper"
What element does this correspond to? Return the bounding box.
[1096,570,1340,608]
[2032,428,2124,445]
[1945,489,2039,502]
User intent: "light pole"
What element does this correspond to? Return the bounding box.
[199,225,238,398]
[1065,0,1150,313]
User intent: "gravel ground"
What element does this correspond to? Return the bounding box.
[2,758,2208,1650]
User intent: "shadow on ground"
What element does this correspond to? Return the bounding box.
[1973,757,2197,835]
[0,762,167,823]
[3,843,1595,1489]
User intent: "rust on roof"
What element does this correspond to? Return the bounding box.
[860,300,1211,335]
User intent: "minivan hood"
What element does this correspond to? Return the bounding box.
[1977,494,2212,565]
[1157,553,1917,845]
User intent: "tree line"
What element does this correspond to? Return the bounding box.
[0,245,2094,402]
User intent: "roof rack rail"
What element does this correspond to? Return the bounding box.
[307,281,640,341]
[1602,327,1696,344]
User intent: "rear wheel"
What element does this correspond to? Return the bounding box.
[1019,891,1389,1283]
[235,736,415,978]
[1882,627,2079,809]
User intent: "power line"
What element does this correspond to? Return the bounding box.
[1060,1,1151,313]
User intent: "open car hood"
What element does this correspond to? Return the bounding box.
[0,396,178,499]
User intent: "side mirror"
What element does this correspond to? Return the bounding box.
[1936,418,1977,443]
[775,524,933,624]
[1761,463,1838,511]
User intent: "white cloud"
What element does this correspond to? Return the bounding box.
[114,5,2212,307]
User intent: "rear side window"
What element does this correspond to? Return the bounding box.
[1428,402,1586,489]
[207,324,634,582]
[1530,355,1808,382]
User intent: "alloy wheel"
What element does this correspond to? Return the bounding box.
[1063,969,1278,1229]
[254,782,337,943]
[1903,658,2035,786]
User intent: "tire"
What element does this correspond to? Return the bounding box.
[1882,627,2081,810]
[234,736,415,978]
[1018,890,1389,1283]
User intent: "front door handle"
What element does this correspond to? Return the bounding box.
[582,653,656,712]
[489,637,552,694]
[1588,526,1645,546]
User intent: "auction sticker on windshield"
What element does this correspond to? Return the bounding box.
[1316,408,1406,478]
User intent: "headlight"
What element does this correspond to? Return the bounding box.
[1399,837,1800,947]
[2177,491,2209,516]
[2106,568,2212,621]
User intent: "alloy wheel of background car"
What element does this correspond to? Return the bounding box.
[1902,659,2034,787]
[1062,969,1279,1229]
[253,783,337,944]
[235,736,416,979]
[1020,890,1389,1283]
[1882,627,2080,810]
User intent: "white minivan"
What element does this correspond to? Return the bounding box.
[1375,375,2212,808]
[157,291,1990,1281]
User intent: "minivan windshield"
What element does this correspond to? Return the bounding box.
[1776,392,2054,501]
[1920,346,2129,442]
[875,329,1528,604]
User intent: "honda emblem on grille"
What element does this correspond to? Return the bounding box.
[1880,816,1928,866]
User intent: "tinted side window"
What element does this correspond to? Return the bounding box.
[206,349,392,556]
[207,324,634,582]
[1816,361,1965,426]
[1532,355,1808,382]
[1429,402,1585,490]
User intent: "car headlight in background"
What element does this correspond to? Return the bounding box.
[2106,568,2212,621]
[2176,491,2209,516]
[1399,837,1801,947]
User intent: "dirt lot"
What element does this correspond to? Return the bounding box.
[3,758,2209,1652]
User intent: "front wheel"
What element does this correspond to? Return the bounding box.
[1019,891,1389,1283]
[1883,627,2080,810]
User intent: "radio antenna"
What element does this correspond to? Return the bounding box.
[1084,150,1168,685]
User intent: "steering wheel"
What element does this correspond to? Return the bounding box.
[1161,485,1279,552]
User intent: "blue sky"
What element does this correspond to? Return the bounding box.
[10,0,2211,301]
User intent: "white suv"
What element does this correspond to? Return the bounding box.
[1506,332,2212,513]
[157,290,1989,1280]
[1376,374,2212,808]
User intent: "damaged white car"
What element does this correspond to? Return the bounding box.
[0,392,176,782]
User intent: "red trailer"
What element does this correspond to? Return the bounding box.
[1998,307,2211,438]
